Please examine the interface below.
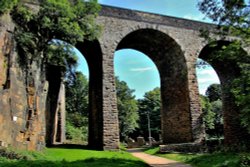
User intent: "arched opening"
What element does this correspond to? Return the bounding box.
[45,39,103,150]
[114,49,161,145]
[45,40,90,146]
[116,28,192,144]
[198,40,250,145]
[196,58,223,142]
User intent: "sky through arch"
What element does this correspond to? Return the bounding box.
[114,49,160,99]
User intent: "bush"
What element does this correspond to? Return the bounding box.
[0,149,27,160]
[65,122,88,144]
[0,0,18,14]
[240,154,250,167]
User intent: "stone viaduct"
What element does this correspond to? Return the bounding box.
[0,4,249,151]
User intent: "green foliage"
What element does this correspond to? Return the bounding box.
[0,148,27,160]
[0,148,47,161]
[116,77,139,140]
[144,147,160,155]
[137,87,161,140]
[206,42,250,133]
[66,122,88,144]
[46,41,78,72]
[198,0,250,42]
[232,62,250,133]
[145,147,249,167]
[67,112,88,128]
[200,95,215,130]
[206,84,222,102]
[210,100,223,137]
[203,83,223,138]
[66,72,88,116]
[198,0,250,133]
[211,100,223,125]
[11,0,101,65]
[65,71,89,143]
[39,0,101,43]
[200,94,223,138]
[0,0,19,14]
[241,154,250,167]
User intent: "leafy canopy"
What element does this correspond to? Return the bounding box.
[137,87,161,140]
[198,0,250,133]
[65,71,89,143]
[198,0,250,42]
[116,77,139,141]
[206,84,222,102]
[0,0,19,14]
[11,0,101,63]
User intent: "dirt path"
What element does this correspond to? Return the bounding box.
[128,149,192,167]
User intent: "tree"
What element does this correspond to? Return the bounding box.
[200,95,215,130]
[137,87,161,141]
[66,71,88,117]
[0,0,18,14]
[46,40,78,72]
[65,71,89,143]
[205,84,222,102]
[198,0,250,40]
[200,94,224,138]
[115,77,139,141]
[198,0,250,133]
[11,0,101,63]
[211,100,223,137]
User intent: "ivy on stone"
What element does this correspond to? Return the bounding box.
[198,0,250,133]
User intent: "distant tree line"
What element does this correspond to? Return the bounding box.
[201,84,223,139]
[65,70,224,144]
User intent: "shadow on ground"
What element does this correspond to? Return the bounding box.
[47,144,89,149]
[0,158,150,167]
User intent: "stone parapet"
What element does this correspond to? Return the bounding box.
[100,5,216,31]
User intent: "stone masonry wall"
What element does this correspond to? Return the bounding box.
[0,9,47,151]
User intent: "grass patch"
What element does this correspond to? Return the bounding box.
[0,146,149,167]
[145,147,250,167]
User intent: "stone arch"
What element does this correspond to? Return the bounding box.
[44,40,89,146]
[116,28,193,143]
[198,40,250,145]
[45,39,103,150]
[75,40,103,150]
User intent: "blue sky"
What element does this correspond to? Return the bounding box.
[76,0,220,99]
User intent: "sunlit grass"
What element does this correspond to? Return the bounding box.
[145,147,249,167]
[0,146,149,167]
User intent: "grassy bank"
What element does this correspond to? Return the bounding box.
[145,147,250,167]
[0,146,149,167]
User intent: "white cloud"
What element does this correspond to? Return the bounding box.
[196,67,220,95]
[197,66,219,75]
[130,67,154,72]
[199,87,207,95]
[198,78,215,84]
[197,69,218,77]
